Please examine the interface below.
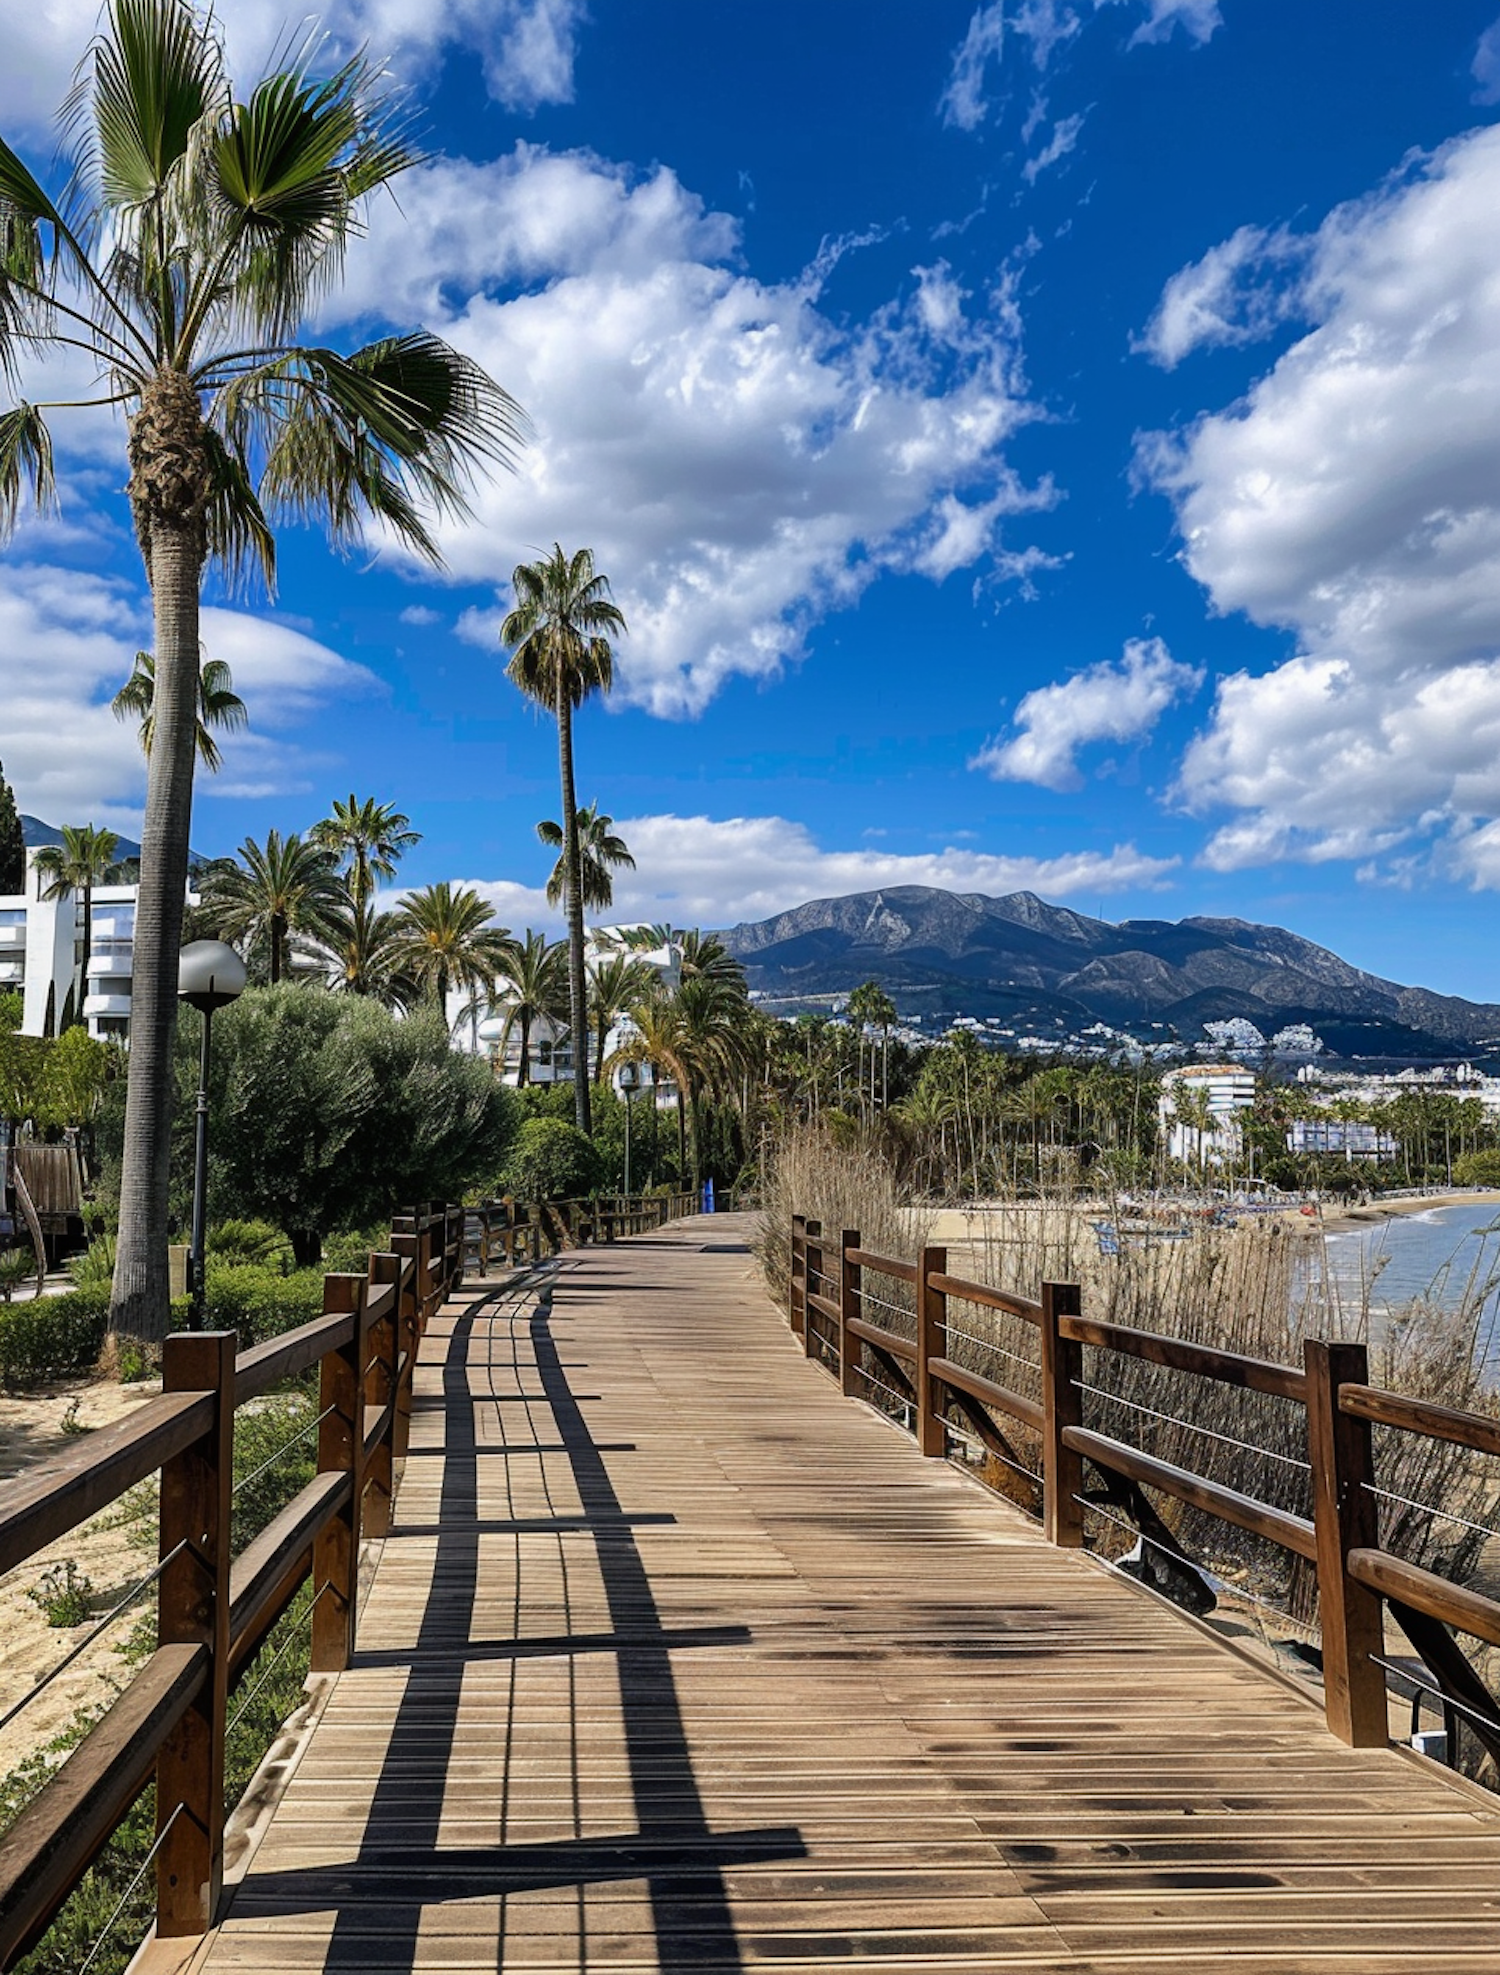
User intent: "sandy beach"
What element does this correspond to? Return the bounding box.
[1318,1189,1500,1232]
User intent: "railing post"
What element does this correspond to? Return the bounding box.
[917,1245,947,1456]
[311,1274,366,1673]
[802,1220,823,1354]
[366,1240,404,1540]
[1041,1280,1084,1548]
[789,1214,806,1337]
[155,1329,235,1938]
[378,1244,415,1470]
[839,1229,861,1398]
[1306,1338,1388,1747]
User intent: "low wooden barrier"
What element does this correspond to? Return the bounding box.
[0,1204,474,1968]
[464,1191,696,1270]
[788,1212,1500,1766]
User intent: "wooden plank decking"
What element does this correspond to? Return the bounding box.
[191,1214,1500,1972]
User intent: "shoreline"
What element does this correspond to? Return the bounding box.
[1317,1189,1500,1233]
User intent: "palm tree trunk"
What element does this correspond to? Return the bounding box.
[270,910,284,986]
[557,693,591,1133]
[111,517,202,1342]
[518,1008,531,1085]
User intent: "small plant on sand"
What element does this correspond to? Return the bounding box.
[27,1560,94,1628]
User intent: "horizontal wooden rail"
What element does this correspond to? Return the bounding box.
[786,1206,1500,1764]
[1063,1424,1318,1561]
[0,1644,206,1967]
[1339,1384,1500,1458]
[235,1309,357,1407]
[845,1247,916,1283]
[1348,1548,1500,1651]
[0,1200,477,1965]
[1060,1313,1308,1402]
[228,1471,352,1659]
[0,1392,214,1579]
[929,1271,1041,1322]
[845,1312,917,1361]
[928,1357,1043,1432]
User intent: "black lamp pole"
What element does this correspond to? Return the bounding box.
[177,941,247,1330]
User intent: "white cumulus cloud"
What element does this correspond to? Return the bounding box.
[1137,223,1307,367]
[0,567,379,826]
[1143,124,1500,883]
[972,636,1202,789]
[463,812,1178,933]
[325,148,1051,718]
[0,0,582,132]
[1473,15,1500,104]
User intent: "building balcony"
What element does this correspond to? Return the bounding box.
[90,916,135,942]
[87,951,134,979]
[83,991,132,1019]
[0,960,21,985]
[0,926,25,948]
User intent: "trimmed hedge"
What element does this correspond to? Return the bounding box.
[203,1264,325,1346]
[0,1285,112,1386]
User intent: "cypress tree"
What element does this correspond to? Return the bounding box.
[0,762,23,896]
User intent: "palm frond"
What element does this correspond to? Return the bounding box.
[82,0,225,210]
[0,403,56,533]
[201,421,276,590]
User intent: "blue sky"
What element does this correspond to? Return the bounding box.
[5,0,1500,997]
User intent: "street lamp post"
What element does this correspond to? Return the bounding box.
[177,940,247,1330]
[617,1058,639,1196]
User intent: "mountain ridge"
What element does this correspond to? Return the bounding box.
[716,886,1500,1056]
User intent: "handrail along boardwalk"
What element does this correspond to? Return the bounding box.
[0,1188,695,1970]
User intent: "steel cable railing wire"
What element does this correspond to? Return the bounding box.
[231,1404,337,1499]
[856,1287,917,1327]
[944,1416,1042,1484]
[1070,1377,1312,1471]
[0,1538,192,1734]
[940,1321,1040,1375]
[1362,1481,1500,1545]
[74,1802,186,1975]
[225,1581,332,1735]
[1076,1494,1318,1641]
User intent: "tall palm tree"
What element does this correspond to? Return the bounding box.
[199,831,344,985]
[112,651,247,771]
[493,930,567,1085]
[311,795,421,906]
[0,0,522,1337]
[615,972,749,1189]
[501,546,625,1133]
[587,951,655,1086]
[536,803,634,911]
[311,895,412,1005]
[391,882,514,1010]
[33,825,124,1021]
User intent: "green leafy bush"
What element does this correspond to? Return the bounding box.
[500,1117,605,1203]
[321,1223,390,1273]
[0,1284,111,1386]
[0,1250,37,1302]
[207,1218,292,1269]
[202,1264,325,1346]
[1454,1149,1500,1189]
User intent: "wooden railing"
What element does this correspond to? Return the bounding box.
[465,1191,696,1270]
[0,1187,704,1969]
[789,1213,1500,1766]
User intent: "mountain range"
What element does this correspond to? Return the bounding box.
[717,887,1500,1060]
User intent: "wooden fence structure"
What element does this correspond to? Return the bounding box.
[790,1213,1500,1766]
[0,1189,697,1969]
[465,1191,696,1270]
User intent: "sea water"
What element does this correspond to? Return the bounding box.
[1317,1200,1500,1362]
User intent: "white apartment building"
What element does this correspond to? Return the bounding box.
[1159,1063,1257,1166]
[0,849,179,1042]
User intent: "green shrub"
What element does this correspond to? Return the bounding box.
[321,1223,389,1273]
[0,1284,110,1387]
[0,1250,37,1302]
[26,1560,93,1627]
[207,1218,292,1269]
[65,1236,114,1289]
[202,1263,325,1347]
[500,1117,605,1203]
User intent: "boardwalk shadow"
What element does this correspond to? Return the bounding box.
[237,1277,802,1971]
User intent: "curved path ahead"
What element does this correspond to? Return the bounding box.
[191,1214,1500,1972]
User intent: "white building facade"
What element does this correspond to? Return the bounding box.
[0,849,179,1042]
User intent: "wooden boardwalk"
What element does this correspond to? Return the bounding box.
[191,1215,1500,1973]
